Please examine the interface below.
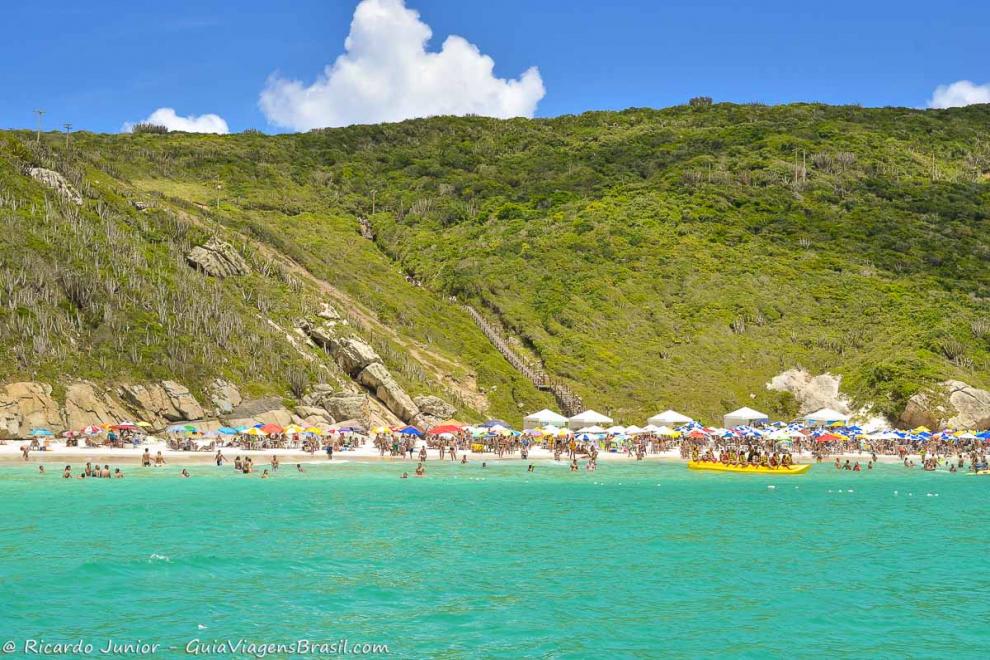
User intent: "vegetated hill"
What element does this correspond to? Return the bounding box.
[3,101,990,424]
[0,134,551,424]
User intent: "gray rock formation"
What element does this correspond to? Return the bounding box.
[767,369,850,415]
[317,303,342,322]
[357,363,419,423]
[294,405,333,426]
[207,379,242,415]
[299,319,423,424]
[322,393,367,422]
[117,381,204,425]
[901,380,990,430]
[413,395,455,420]
[63,382,131,430]
[330,336,381,375]
[186,237,249,278]
[226,397,293,428]
[0,382,64,435]
[28,168,83,205]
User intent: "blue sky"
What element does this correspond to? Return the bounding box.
[1,0,987,133]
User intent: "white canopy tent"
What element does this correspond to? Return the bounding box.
[804,408,850,428]
[567,409,613,430]
[723,407,769,428]
[523,408,568,430]
[647,409,693,426]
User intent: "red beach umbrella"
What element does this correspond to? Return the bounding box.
[260,423,284,434]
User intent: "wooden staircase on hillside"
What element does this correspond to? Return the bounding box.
[463,305,584,417]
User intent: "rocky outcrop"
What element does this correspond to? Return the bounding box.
[323,393,367,422]
[299,320,422,423]
[295,405,333,426]
[767,369,850,415]
[63,382,131,430]
[413,395,455,420]
[0,382,64,435]
[117,381,204,425]
[186,238,249,278]
[300,385,367,423]
[901,380,990,430]
[357,363,419,423]
[206,379,241,415]
[226,397,293,428]
[28,168,82,205]
[330,336,381,376]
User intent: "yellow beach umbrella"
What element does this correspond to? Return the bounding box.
[304,426,324,435]
[913,426,931,433]
[285,424,304,434]
[244,427,265,436]
[135,421,152,428]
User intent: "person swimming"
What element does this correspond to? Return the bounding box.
[461,455,467,464]
[401,472,408,479]
[38,465,45,474]
[297,464,305,472]
[63,465,71,479]
[261,469,270,479]
[180,469,190,478]
[415,463,425,477]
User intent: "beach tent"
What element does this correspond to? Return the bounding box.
[523,409,568,429]
[804,408,850,428]
[723,407,770,429]
[480,419,511,429]
[625,425,644,435]
[647,410,693,426]
[606,425,627,434]
[567,409,613,430]
[577,425,606,434]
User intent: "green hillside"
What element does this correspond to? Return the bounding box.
[2,102,989,423]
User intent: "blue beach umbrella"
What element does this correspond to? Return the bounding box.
[218,427,238,435]
[29,428,53,437]
[399,426,423,437]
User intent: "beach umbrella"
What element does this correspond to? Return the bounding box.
[399,426,423,437]
[111,423,139,431]
[29,428,53,437]
[260,423,283,434]
[81,425,103,435]
[285,424,304,434]
[428,424,463,435]
[135,421,152,428]
[480,419,510,428]
[304,426,325,436]
[218,427,238,435]
[61,430,80,438]
[244,427,265,436]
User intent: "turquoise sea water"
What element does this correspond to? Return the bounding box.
[0,460,987,658]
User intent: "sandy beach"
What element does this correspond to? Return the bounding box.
[0,440,910,467]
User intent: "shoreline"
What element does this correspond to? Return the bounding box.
[0,443,913,467]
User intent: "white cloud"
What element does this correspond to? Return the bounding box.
[259,0,545,131]
[927,80,990,109]
[122,108,229,134]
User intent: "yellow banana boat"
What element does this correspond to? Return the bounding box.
[965,470,989,476]
[688,461,811,475]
